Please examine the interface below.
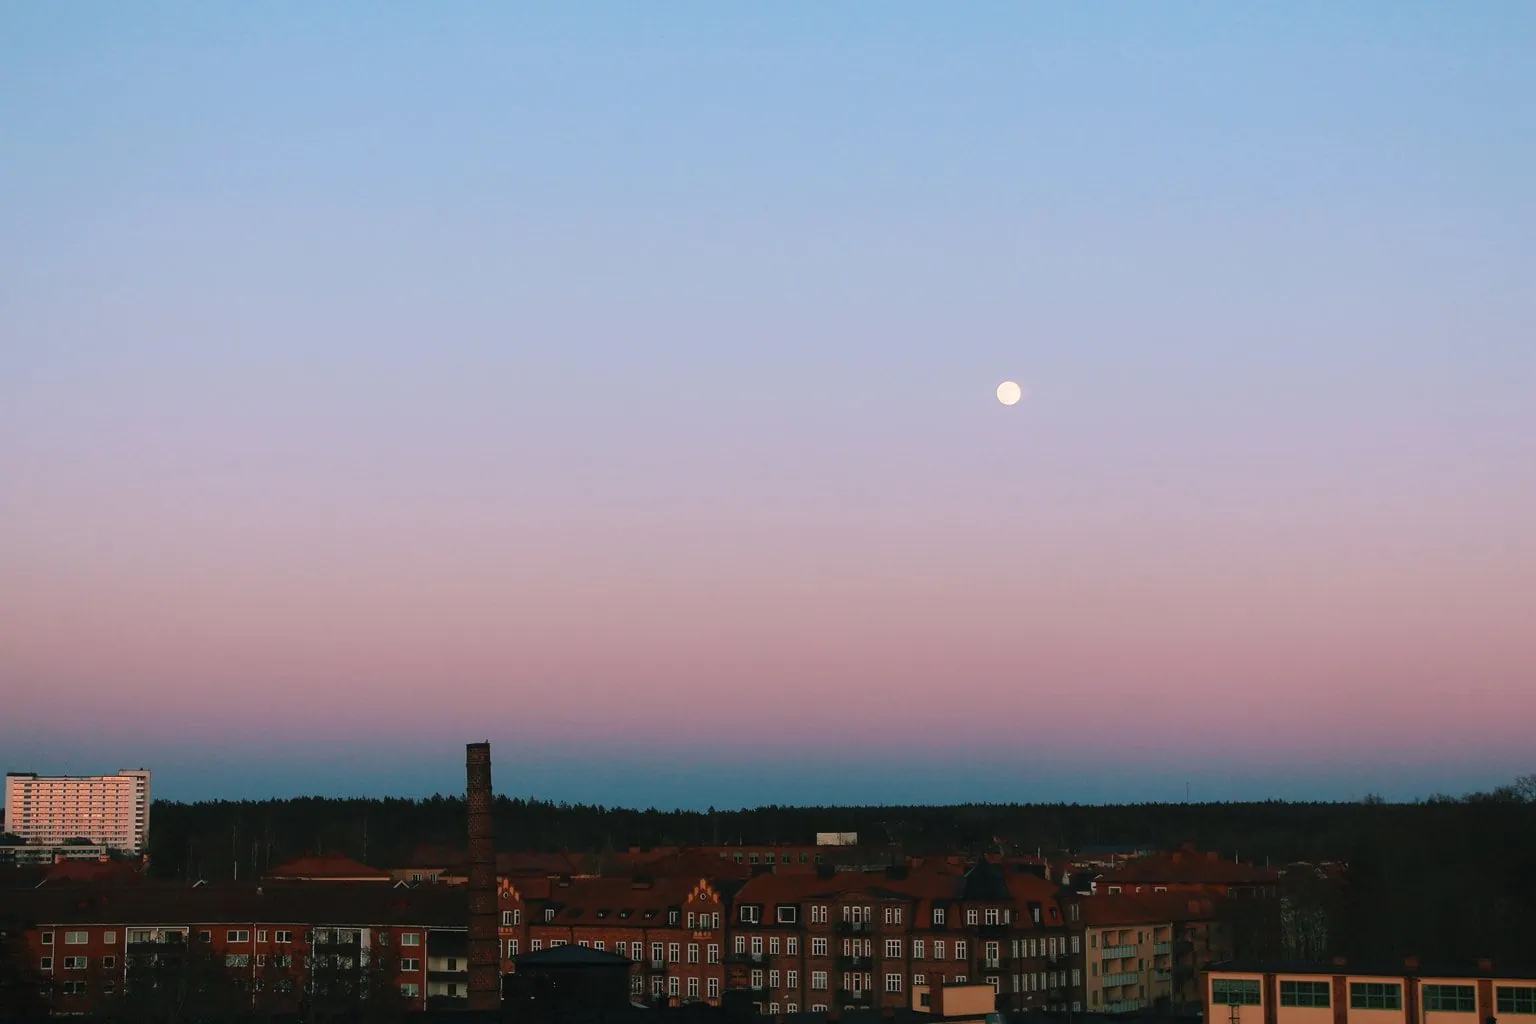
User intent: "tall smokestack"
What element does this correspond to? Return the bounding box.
[466,742,499,1010]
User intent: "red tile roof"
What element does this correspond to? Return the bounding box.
[265,853,391,881]
[1094,843,1279,886]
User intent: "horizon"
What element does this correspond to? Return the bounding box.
[4,4,1533,805]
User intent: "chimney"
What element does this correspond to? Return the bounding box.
[466,742,499,1011]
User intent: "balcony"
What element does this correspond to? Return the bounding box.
[1101,945,1138,960]
[1107,999,1144,1013]
[1153,942,1172,955]
[1102,971,1140,987]
[984,959,1003,970]
[836,955,872,970]
[835,921,873,935]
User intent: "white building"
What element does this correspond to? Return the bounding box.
[3,769,152,853]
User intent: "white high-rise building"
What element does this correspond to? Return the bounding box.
[3,769,152,853]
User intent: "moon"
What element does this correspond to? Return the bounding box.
[996,380,1023,406]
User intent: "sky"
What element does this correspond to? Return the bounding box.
[2,3,1533,808]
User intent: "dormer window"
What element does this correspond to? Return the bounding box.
[544,909,555,922]
[669,910,680,926]
[933,908,946,926]
[984,909,1001,926]
[966,909,979,925]
[776,905,798,924]
[741,906,761,924]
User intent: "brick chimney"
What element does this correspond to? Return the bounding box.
[465,742,499,1011]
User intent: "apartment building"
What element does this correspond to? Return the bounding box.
[495,873,729,1007]
[1204,958,1536,1024]
[4,769,152,853]
[4,880,469,1016]
[1066,891,1231,1013]
[1092,843,1281,898]
[720,859,1076,1016]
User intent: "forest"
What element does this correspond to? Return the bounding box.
[136,776,1536,969]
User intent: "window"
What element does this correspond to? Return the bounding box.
[544,909,555,922]
[1351,983,1402,1010]
[502,911,514,926]
[688,977,700,997]
[688,943,700,963]
[886,973,904,992]
[227,930,250,943]
[401,983,420,998]
[1281,981,1331,1007]
[769,970,781,988]
[812,971,829,990]
[225,954,249,967]
[885,906,902,925]
[985,908,1001,925]
[741,905,761,924]
[63,956,88,970]
[752,970,764,990]
[687,911,695,928]
[915,973,927,987]
[708,978,721,998]
[1425,985,1476,1013]
[667,942,680,963]
[102,956,115,969]
[736,935,747,954]
[652,942,664,964]
[752,936,764,955]
[1213,979,1262,1006]
[708,944,720,964]
[913,939,925,959]
[811,904,827,924]
[1071,935,1081,954]
[787,937,798,955]
[812,937,828,957]
[768,1003,780,1014]
[668,976,680,997]
[254,929,266,943]
[934,940,945,960]
[61,980,88,996]
[933,908,946,926]
[507,939,519,957]
[40,957,53,971]
[401,933,420,946]
[886,939,903,958]
[401,958,420,971]
[1499,987,1536,1014]
[778,905,799,924]
[199,931,211,943]
[65,932,88,945]
[967,909,979,925]
[788,970,799,989]
[530,940,543,951]
[955,941,967,960]
[788,1004,798,1014]
[41,932,54,945]
[275,930,293,943]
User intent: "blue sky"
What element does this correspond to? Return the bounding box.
[3,3,1533,807]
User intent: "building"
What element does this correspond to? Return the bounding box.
[3,769,152,853]
[1065,891,1231,1012]
[1204,958,1536,1024]
[1091,844,1280,899]
[723,860,1075,1016]
[496,873,729,1008]
[1,879,469,1017]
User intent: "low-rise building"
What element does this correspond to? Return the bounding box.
[1204,958,1536,1024]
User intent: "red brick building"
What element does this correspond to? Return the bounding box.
[496,873,728,1007]
[3,880,470,1016]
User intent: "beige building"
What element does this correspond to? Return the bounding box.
[1070,891,1229,1012]
[3,769,151,853]
[1205,959,1535,1024]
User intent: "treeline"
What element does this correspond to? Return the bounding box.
[142,782,1536,967]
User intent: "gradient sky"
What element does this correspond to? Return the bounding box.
[3,3,1533,808]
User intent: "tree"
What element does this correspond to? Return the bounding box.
[0,924,52,1020]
